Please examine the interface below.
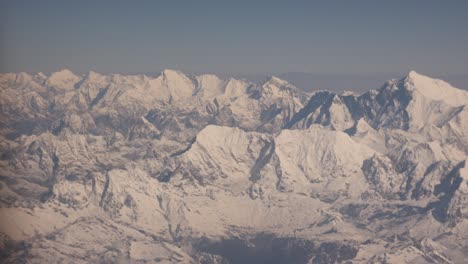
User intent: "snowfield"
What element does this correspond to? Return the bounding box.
[0,69,467,263]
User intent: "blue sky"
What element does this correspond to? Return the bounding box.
[1,0,467,78]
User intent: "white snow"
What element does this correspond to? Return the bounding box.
[405,70,468,107]
[1,69,468,263]
[148,69,195,102]
[46,69,81,90]
[195,74,225,98]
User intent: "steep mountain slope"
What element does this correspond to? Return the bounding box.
[0,70,467,263]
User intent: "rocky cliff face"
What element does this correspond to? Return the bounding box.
[0,70,467,263]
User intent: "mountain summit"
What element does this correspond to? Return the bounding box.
[0,70,467,263]
[404,70,468,106]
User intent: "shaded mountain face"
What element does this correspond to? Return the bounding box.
[0,70,467,263]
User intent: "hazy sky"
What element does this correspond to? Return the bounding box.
[1,0,468,76]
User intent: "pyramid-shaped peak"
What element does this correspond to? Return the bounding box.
[407,70,424,78]
[264,76,289,86]
[161,69,188,78]
[404,70,438,84]
[159,69,193,86]
[402,71,468,106]
[86,70,107,78]
[15,72,34,82]
[81,70,109,84]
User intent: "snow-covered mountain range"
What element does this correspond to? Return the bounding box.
[0,69,467,263]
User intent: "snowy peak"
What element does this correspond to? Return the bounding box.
[264,76,289,87]
[34,72,47,83]
[180,125,269,186]
[146,69,195,102]
[46,69,81,90]
[274,126,375,194]
[14,72,35,84]
[246,75,305,102]
[262,76,299,92]
[160,68,191,82]
[284,71,468,134]
[85,70,107,81]
[406,70,425,80]
[194,74,225,98]
[2,68,468,263]
[403,70,468,107]
[50,68,77,79]
[223,78,250,98]
[286,91,357,131]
